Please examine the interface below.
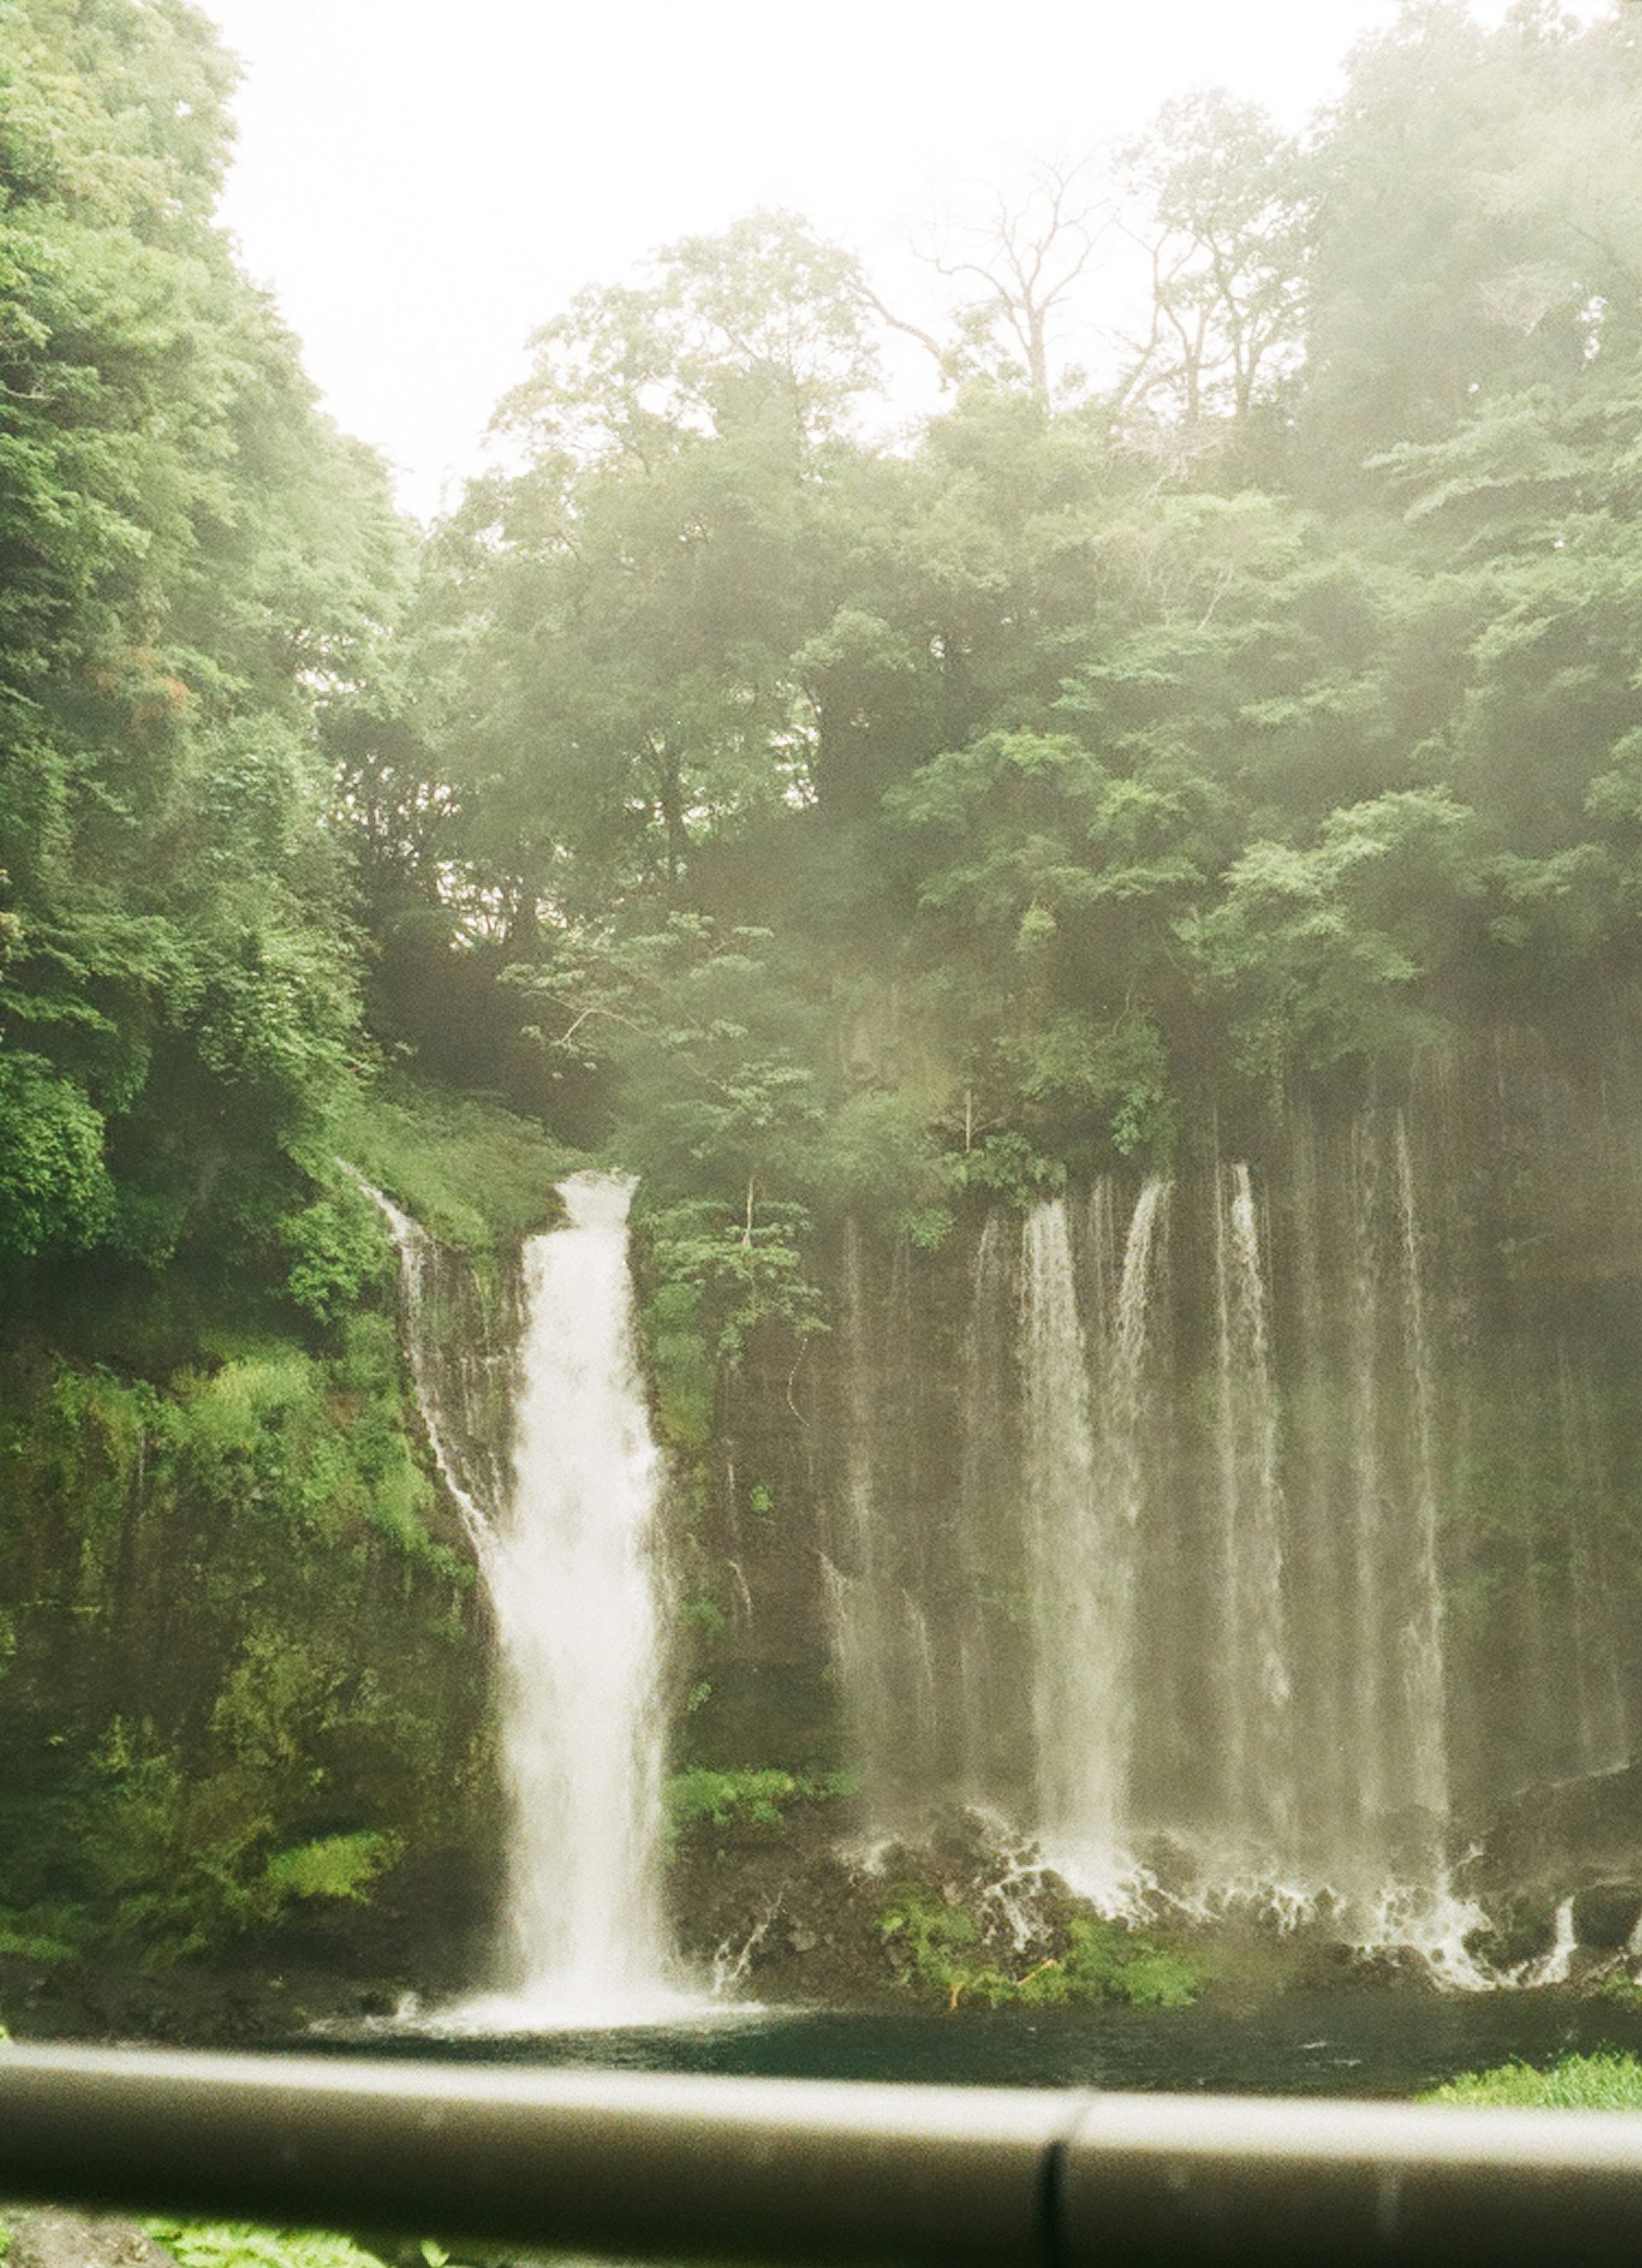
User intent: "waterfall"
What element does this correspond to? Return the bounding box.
[1022,1183,1167,1900]
[1109,1180,1168,1538]
[954,1212,1023,1810]
[348,1172,499,1566]
[1023,1198,1112,1879]
[1556,1352,1630,1777]
[490,1172,673,2015]
[1344,1115,1390,1863]
[1211,1163,1293,1861]
[827,1136,1507,1966]
[367,1167,678,2023]
[1392,1113,1449,1844]
[826,1222,915,1831]
[815,1047,1642,1978]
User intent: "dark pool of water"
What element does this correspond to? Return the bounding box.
[302,1988,1642,2099]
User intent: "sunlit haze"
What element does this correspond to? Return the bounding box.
[197,0,1609,519]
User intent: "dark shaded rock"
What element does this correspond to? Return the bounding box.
[1573,1882,1642,1953]
[0,1952,444,2049]
[1459,1764,1642,1921]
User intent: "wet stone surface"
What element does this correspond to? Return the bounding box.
[3,2211,178,2268]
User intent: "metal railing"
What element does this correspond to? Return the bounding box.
[5,2042,1642,2263]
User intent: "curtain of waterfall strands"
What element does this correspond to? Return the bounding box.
[1392,1112,1450,1853]
[1021,1181,1169,1898]
[954,1212,1027,1812]
[1022,1196,1115,1882]
[1211,1162,1294,1866]
[1226,1103,1459,1927]
[1555,1349,1630,1780]
[826,1056,1642,1962]
[827,1222,947,1831]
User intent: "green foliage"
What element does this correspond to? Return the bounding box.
[1018,1916,1201,2009]
[333,1075,573,1250]
[664,1765,853,1839]
[146,2225,392,2268]
[876,1884,990,2005]
[0,1924,75,1962]
[1421,2054,1642,2110]
[679,1594,729,1644]
[278,1181,395,1324]
[0,1051,114,1257]
[639,1197,825,1365]
[0,1319,484,1963]
[940,1131,1066,1207]
[640,1273,718,1450]
[0,0,410,1289]
[364,6,1642,1228]
[1184,789,1486,1074]
[876,1885,1203,2010]
[261,1831,403,1907]
[667,1767,806,1833]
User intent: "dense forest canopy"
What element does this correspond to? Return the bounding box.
[346,0,1642,1349]
[9,0,1642,1306]
[0,0,409,1302]
[6,0,1642,1967]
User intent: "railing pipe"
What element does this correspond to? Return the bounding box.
[5,2045,1642,2264]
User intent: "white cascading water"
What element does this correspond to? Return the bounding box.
[824,1221,904,1832]
[1212,1162,1293,1861]
[1556,1351,1630,1777]
[486,1171,673,2018]
[347,1172,496,1567]
[1109,1180,1169,1541]
[954,1212,1017,1807]
[1344,1113,1391,1866]
[1023,1182,1168,1904]
[1392,1115,1449,1841]
[369,1166,679,2025]
[1359,1118,1488,1983]
[1023,1198,1113,1881]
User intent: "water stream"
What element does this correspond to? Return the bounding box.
[483,1172,673,2019]
[371,1168,681,2025]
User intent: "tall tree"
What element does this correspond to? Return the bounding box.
[0,0,407,1279]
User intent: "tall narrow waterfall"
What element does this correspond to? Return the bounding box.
[1023,1181,1168,1898]
[1212,1162,1293,1860]
[1392,1115,1449,1849]
[348,1174,501,1563]
[492,1173,672,2015]
[370,1167,676,2022]
[1023,1198,1112,1877]
[825,1222,904,1830]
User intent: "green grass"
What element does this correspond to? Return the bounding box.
[335,1075,579,1248]
[663,1765,856,1836]
[1421,2052,1642,2108]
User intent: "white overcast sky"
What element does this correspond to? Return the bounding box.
[195,0,1615,520]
